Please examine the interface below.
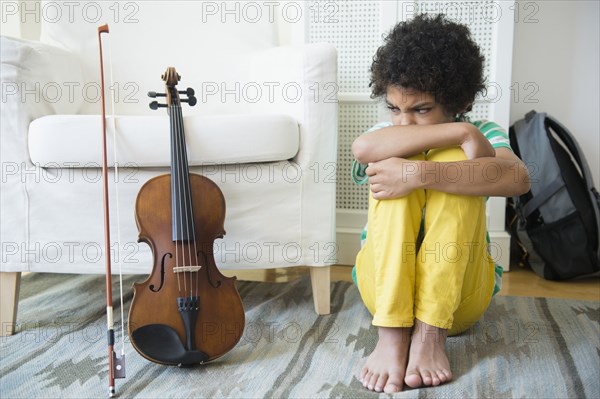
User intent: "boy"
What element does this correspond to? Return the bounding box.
[351,14,530,393]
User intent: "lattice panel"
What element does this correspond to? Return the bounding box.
[309,1,381,210]
[308,1,381,93]
[336,104,379,209]
[467,102,491,121]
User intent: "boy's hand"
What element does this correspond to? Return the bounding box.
[366,158,425,200]
[460,126,495,159]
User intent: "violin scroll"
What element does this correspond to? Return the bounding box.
[162,67,180,86]
[148,68,196,110]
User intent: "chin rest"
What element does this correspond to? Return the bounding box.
[131,324,208,366]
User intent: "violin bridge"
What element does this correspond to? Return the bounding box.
[173,266,202,273]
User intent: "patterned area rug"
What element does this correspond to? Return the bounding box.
[1,273,598,398]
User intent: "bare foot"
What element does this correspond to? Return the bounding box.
[404,319,452,388]
[359,326,411,393]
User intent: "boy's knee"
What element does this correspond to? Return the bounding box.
[426,146,467,163]
[428,189,486,213]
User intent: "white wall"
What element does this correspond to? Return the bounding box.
[510,0,599,187]
[0,0,40,39]
[0,1,21,38]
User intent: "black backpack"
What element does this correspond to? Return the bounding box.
[506,110,600,280]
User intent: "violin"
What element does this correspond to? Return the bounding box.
[128,67,245,365]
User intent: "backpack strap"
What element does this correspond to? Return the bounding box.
[521,178,564,219]
[545,115,600,262]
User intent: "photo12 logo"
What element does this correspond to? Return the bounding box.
[1,1,140,24]
[200,1,304,24]
[399,1,540,25]
[1,81,140,105]
[400,1,504,24]
[198,81,338,105]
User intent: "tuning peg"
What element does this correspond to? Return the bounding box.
[181,96,197,106]
[148,91,166,98]
[149,101,167,110]
[179,88,194,97]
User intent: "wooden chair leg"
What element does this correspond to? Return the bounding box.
[310,266,330,315]
[1,272,21,337]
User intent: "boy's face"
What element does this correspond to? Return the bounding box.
[385,86,454,126]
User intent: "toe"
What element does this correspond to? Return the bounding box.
[359,367,368,384]
[384,381,402,394]
[374,373,388,392]
[442,369,453,381]
[421,369,433,386]
[367,372,379,391]
[362,371,372,388]
[404,370,423,388]
[436,369,449,384]
[384,373,404,393]
[430,371,441,386]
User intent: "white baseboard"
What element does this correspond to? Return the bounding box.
[488,231,511,272]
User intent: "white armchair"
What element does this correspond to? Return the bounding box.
[0,1,338,335]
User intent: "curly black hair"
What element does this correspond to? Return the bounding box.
[370,14,485,118]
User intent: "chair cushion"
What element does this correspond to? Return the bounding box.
[28,113,299,167]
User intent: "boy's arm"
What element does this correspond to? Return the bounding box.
[366,148,531,199]
[352,122,494,163]
[421,148,530,196]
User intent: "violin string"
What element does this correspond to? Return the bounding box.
[175,104,188,297]
[179,103,189,298]
[177,103,195,300]
[171,93,184,296]
[184,106,201,302]
[178,98,189,297]
[173,102,184,295]
[177,103,200,300]
[185,105,201,301]
[167,87,185,296]
[107,33,126,357]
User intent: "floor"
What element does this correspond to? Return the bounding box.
[226,265,600,301]
[492,266,600,301]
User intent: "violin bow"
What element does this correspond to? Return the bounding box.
[98,23,126,397]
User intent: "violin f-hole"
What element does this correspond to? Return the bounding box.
[150,252,172,292]
[197,251,222,288]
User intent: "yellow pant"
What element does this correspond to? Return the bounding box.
[355,147,496,336]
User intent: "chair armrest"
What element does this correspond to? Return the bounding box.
[247,43,339,265]
[1,36,84,273]
[1,35,84,120]
[1,35,85,165]
[247,43,338,168]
